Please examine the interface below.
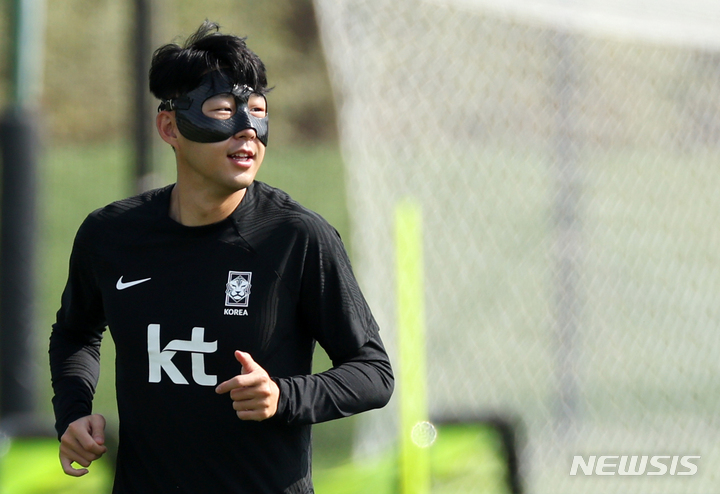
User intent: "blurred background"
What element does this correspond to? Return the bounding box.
[315,1,720,493]
[1,0,720,493]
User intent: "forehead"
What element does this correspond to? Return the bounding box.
[204,92,266,102]
[189,72,266,107]
[194,71,235,95]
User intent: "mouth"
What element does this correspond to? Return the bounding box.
[228,149,255,167]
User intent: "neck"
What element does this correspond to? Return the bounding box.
[169,182,247,226]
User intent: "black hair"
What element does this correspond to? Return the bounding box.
[149,20,269,101]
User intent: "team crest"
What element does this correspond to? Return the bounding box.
[225,271,252,307]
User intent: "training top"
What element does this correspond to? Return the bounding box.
[49,181,394,494]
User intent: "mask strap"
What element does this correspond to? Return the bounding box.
[158,96,192,112]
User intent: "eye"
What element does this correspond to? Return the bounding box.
[248,94,268,118]
[202,94,236,120]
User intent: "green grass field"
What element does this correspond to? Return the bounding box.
[314,422,512,494]
[0,436,114,494]
[0,423,511,493]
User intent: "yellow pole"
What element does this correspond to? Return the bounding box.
[395,199,431,494]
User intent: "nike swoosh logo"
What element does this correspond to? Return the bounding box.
[116,276,152,290]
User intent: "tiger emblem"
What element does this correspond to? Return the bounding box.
[225,272,252,306]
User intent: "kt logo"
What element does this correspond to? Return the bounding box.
[147,324,217,386]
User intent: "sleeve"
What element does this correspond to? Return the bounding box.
[48,219,107,439]
[273,333,394,425]
[272,217,394,425]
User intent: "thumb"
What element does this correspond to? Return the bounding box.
[88,414,106,445]
[234,350,258,374]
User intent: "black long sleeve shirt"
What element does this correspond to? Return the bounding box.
[49,181,393,494]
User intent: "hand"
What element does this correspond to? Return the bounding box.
[215,351,279,421]
[59,414,107,477]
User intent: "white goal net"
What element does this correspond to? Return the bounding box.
[313,1,720,492]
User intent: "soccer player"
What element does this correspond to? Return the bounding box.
[49,21,394,493]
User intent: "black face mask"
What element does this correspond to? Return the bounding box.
[159,71,269,146]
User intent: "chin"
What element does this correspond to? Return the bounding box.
[224,177,255,193]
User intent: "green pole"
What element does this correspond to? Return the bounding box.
[395,199,431,494]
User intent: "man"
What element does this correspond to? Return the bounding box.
[49,21,393,493]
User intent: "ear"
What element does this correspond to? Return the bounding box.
[156,111,179,147]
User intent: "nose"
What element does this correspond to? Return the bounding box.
[234,127,257,140]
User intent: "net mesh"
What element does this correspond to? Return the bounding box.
[313,0,720,491]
